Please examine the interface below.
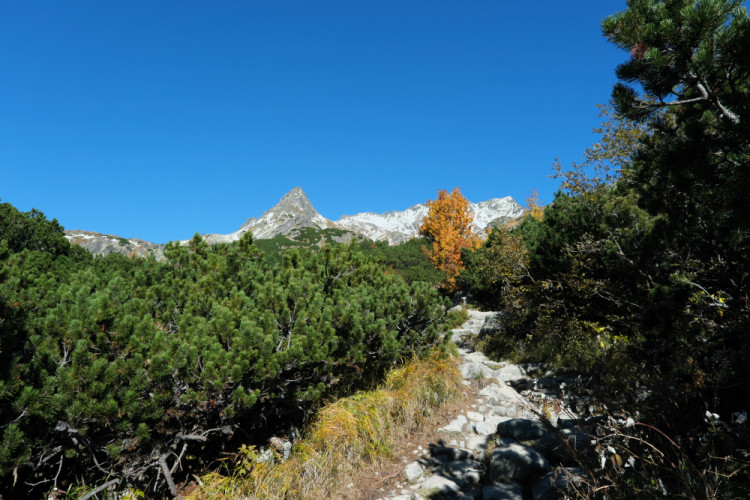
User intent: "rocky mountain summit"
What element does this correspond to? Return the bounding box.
[201,186,336,244]
[65,187,525,256]
[201,187,525,245]
[64,230,166,259]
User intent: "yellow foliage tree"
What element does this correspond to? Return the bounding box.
[419,187,481,289]
[525,189,545,221]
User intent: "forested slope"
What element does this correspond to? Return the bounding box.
[0,202,449,498]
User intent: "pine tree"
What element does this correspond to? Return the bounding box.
[603,0,750,328]
[603,0,748,126]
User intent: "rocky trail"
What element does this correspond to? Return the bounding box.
[371,310,592,500]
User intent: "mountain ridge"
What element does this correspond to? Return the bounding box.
[64,187,525,257]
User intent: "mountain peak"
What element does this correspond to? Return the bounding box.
[286,186,306,196]
[233,187,333,239]
[276,186,314,211]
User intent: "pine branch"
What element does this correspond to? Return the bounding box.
[691,72,741,123]
[651,96,709,107]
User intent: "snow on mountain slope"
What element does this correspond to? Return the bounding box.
[336,204,429,244]
[67,188,526,257]
[471,197,527,229]
[336,196,525,244]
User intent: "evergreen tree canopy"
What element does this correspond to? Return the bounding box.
[603,0,749,126]
[0,201,72,256]
[603,1,750,249]
[604,0,750,324]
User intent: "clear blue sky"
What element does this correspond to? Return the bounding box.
[2,1,629,243]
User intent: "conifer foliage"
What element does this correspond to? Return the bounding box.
[459,1,750,496]
[0,205,449,498]
[419,188,481,290]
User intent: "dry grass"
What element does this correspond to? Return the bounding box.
[186,350,462,500]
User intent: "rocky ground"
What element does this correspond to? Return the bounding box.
[371,310,595,500]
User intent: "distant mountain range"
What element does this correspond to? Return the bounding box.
[64,187,525,258]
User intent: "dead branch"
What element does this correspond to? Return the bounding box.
[158,453,185,500]
[78,478,119,500]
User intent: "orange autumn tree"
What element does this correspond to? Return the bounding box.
[419,187,481,289]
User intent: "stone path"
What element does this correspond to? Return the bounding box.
[375,310,592,500]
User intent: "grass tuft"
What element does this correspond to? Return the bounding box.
[187,350,461,499]
[446,306,470,329]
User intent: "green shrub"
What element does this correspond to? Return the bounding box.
[355,237,445,286]
[0,213,450,497]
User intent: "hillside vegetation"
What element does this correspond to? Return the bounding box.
[457,1,750,496]
[0,203,449,498]
[2,2,748,498]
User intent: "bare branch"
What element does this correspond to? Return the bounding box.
[178,433,208,442]
[11,408,28,424]
[53,456,64,491]
[79,479,119,500]
[688,281,729,309]
[171,443,187,475]
[89,449,112,475]
[158,453,185,500]
[651,96,709,108]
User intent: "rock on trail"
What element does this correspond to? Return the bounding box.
[375,310,592,500]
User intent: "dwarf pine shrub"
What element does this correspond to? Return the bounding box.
[0,206,450,497]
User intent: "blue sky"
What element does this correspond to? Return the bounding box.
[2,1,629,243]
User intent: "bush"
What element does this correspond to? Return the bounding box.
[0,201,71,255]
[356,237,446,286]
[459,227,528,311]
[0,214,450,497]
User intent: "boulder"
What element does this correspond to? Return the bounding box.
[404,461,424,482]
[489,443,550,482]
[438,415,468,433]
[417,474,461,494]
[479,383,522,403]
[479,313,503,334]
[466,411,484,422]
[473,420,498,436]
[429,445,475,461]
[466,434,490,457]
[532,429,592,466]
[451,329,476,341]
[497,418,547,441]
[268,436,293,460]
[462,351,502,368]
[495,364,527,382]
[496,437,517,447]
[445,459,483,483]
[460,362,497,380]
